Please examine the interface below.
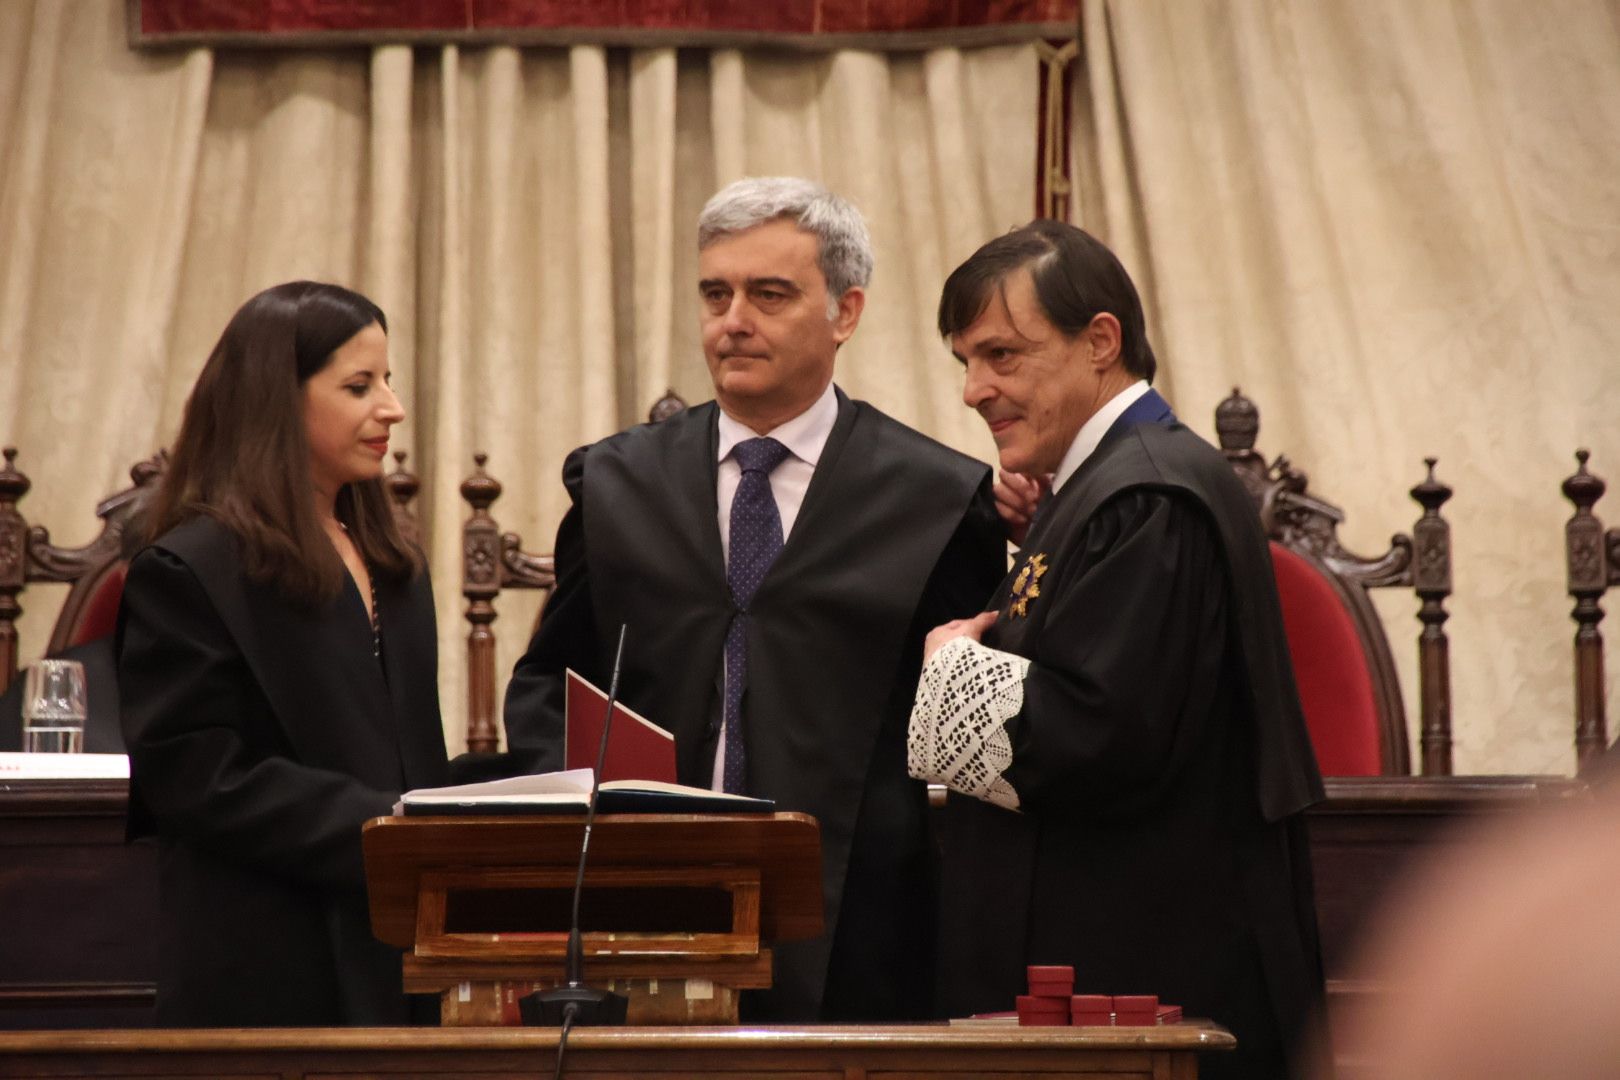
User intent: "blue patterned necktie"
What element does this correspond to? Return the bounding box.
[722,436,792,794]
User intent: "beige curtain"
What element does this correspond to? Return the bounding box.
[0,1,1033,750]
[1075,0,1620,773]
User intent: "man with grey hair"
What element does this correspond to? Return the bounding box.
[504,177,1005,1021]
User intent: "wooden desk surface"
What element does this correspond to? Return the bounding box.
[0,1023,1235,1079]
[2,771,1587,1071]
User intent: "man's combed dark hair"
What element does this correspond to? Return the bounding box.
[147,281,422,606]
[937,220,1157,383]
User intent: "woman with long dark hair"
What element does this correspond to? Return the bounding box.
[118,281,448,1026]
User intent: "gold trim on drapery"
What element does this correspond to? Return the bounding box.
[1036,38,1079,221]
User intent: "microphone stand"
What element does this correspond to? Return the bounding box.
[520,626,630,1061]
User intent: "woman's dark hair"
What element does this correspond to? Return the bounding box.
[937,219,1157,383]
[147,281,422,605]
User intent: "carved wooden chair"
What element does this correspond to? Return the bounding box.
[1561,450,1619,773]
[1214,389,1455,776]
[0,448,167,698]
[461,389,689,752]
[0,446,424,698]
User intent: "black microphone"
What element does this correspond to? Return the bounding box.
[520,625,630,1034]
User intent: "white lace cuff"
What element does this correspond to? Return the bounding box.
[908,636,1029,811]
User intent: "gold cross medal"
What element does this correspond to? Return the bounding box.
[1008,552,1049,619]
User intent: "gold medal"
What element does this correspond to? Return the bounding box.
[1008,552,1049,619]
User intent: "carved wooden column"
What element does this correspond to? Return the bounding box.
[0,448,30,693]
[1410,459,1453,775]
[1563,450,1616,772]
[461,455,503,753]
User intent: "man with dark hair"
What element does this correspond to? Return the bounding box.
[503,178,1006,1022]
[909,220,1325,1079]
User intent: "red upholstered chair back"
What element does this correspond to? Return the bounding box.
[57,566,127,650]
[1269,542,1385,776]
[1215,389,1455,776]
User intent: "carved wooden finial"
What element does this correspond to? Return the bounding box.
[1407,458,1452,601]
[1411,457,1453,514]
[1563,449,1605,513]
[384,450,420,507]
[0,447,29,503]
[461,452,501,512]
[1214,387,1259,452]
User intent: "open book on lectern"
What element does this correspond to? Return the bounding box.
[394,669,774,815]
[395,768,773,815]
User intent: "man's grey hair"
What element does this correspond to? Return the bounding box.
[698,177,874,315]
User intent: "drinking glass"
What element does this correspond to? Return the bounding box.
[21,659,88,753]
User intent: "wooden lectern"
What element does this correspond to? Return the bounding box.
[362,812,822,1026]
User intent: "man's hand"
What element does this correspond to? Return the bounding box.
[993,470,1050,546]
[923,610,999,665]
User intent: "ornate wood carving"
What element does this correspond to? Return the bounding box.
[0,448,31,690]
[1410,459,1454,775]
[1215,389,1454,775]
[1562,450,1617,771]
[460,455,504,754]
[500,536,555,590]
[0,449,167,693]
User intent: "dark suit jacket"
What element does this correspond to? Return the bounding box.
[505,391,1006,1020]
[939,400,1324,1080]
[117,517,448,1026]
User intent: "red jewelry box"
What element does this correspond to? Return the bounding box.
[1025,964,1075,998]
[1069,993,1111,1026]
[1112,994,1159,1026]
[1015,994,1072,1026]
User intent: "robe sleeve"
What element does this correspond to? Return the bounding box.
[908,473,1010,631]
[913,489,1232,818]
[502,445,599,768]
[117,547,397,892]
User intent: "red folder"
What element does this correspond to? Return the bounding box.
[564,668,677,783]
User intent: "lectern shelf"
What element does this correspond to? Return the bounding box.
[361,812,822,1025]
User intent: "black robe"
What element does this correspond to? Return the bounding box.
[504,391,1006,1020]
[936,408,1324,1080]
[117,516,448,1026]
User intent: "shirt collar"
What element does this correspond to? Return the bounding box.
[1051,379,1152,493]
[716,381,839,467]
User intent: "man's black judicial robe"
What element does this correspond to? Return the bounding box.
[117,517,449,1026]
[936,404,1324,1080]
[504,391,1006,1020]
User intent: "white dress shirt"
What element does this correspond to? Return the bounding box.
[710,381,839,787]
[1050,379,1151,493]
